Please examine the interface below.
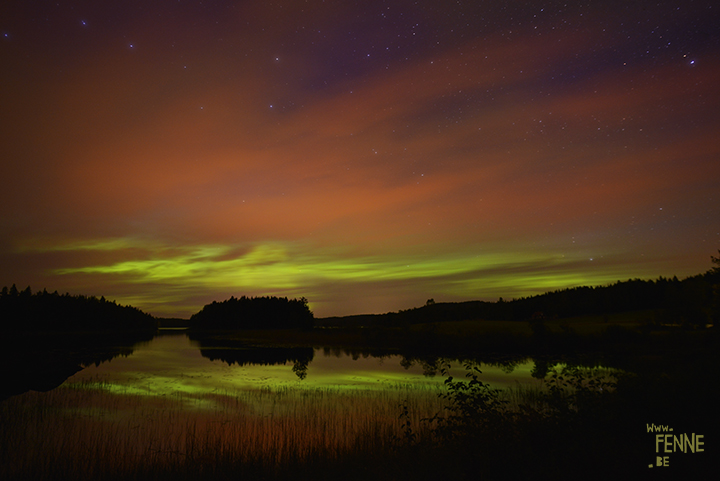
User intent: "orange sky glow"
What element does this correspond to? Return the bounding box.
[2,1,719,317]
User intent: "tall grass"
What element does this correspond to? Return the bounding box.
[0,363,622,480]
[0,379,446,480]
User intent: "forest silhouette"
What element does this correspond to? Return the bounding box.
[188,295,314,331]
[322,256,720,329]
[0,285,156,333]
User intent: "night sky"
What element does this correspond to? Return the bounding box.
[2,1,719,318]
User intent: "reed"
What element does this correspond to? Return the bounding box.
[0,378,446,480]
[1,364,604,480]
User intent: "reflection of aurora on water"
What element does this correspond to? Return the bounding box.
[0,329,626,481]
[50,331,617,405]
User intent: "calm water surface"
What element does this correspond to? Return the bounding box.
[63,329,544,403]
[0,329,615,479]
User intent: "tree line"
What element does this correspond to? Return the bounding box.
[376,253,720,328]
[3,252,718,332]
[0,285,157,333]
[188,295,314,331]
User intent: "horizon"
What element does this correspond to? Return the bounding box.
[2,1,719,319]
[4,263,713,320]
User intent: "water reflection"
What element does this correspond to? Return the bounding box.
[4,330,616,405]
[47,331,549,403]
[189,332,313,380]
[1,330,155,401]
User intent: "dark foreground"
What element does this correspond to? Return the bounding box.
[1,319,717,480]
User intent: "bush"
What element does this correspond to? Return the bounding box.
[394,362,627,479]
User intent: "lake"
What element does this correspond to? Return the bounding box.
[65,328,545,395]
[0,328,607,480]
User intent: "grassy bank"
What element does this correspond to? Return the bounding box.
[0,378,447,480]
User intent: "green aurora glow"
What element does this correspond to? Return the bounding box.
[2,1,718,317]
[18,236,664,316]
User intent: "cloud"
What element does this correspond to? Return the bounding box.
[2,4,718,316]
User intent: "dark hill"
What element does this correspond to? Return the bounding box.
[321,267,720,328]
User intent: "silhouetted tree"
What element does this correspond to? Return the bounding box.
[0,285,157,332]
[189,295,314,331]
